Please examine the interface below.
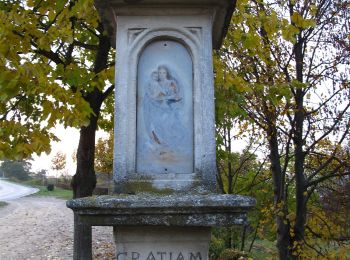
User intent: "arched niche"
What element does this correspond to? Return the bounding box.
[136,39,194,174]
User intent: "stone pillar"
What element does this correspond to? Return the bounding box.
[94,0,237,195]
[67,2,255,260]
[94,1,239,259]
[73,213,92,260]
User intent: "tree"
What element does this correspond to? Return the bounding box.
[51,151,66,177]
[94,131,113,174]
[215,143,273,254]
[0,0,115,198]
[215,0,350,258]
[0,159,32,180]
[34,169,48,184]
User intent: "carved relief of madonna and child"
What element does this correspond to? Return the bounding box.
[147,66,182,109]
[136,41,193,174]
[143,65,187,158]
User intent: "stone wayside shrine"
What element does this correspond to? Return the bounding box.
[67,1,255,259]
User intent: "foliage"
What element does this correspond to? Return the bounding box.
[210,233,279,260]
[0,0,349,256]
[0,0,115,198]
[210,230,227,259]
[94,131,113,174]
[321,175,350,237]
[0,0,98,159]
[23,177,43,186]
[219,248,250,260]
[0,159,33,180]
[215,0,350,258]
[215,147,276,256]
[51,151,66,172]
[34,169,48,179]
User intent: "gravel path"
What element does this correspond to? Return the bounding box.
[0,196,115,260]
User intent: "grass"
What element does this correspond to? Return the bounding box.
[0,201,8,208]
[32,185,73,200]
[5,178,73,200]
[248,239,278,259]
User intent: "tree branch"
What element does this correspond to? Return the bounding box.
[102,84,114,101]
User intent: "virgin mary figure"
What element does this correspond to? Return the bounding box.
[143,65,187,159]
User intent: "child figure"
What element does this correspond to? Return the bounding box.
[157,65,182,105]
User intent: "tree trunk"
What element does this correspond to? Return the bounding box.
[267,125,292,259]
[71,114,98,199]
[71,90,104,199]
[68,23,112,260]
[240,225,247,251]
[70,29,111,199]
[292,38,307,254]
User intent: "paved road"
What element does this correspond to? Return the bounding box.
[0,179,39,201]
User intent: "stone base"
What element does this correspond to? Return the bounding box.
[114,226,210,260]
[67,194,255,226]
[66,194,255,260]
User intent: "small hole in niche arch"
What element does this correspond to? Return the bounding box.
[163,42,167,47]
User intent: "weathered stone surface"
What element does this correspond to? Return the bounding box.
[114,227,211,260]
[94,0,237,50]
[112,14,219,193]
[113,173,209,195]
[67,194,255,226]
[67,194,255,209]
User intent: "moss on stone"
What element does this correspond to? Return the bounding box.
[0,201,8,208]
[122,180,175,195]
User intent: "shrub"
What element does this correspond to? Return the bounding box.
[47,184,55,191]
[25,178,43,186]
[219,249,249,260]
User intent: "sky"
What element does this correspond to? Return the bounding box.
[30,125,249,178]
[31,125,108,177]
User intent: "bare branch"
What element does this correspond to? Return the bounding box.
[102,84,114,101]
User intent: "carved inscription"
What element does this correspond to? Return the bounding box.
[116,252,202,260]
[146,252,156,260]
